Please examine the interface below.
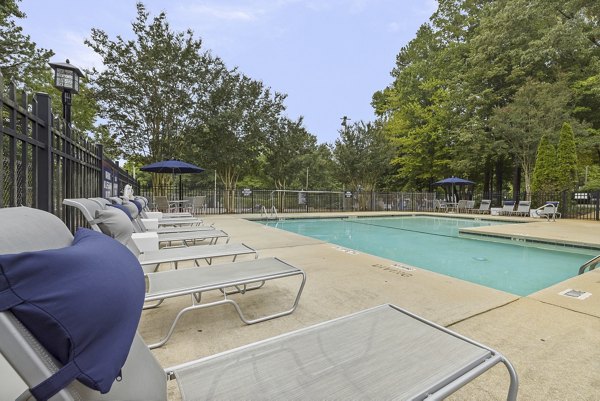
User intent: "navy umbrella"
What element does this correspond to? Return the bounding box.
[140,159,205,174]
[433,177,475,202]
[140,159,205,200]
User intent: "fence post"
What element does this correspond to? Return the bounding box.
[96,144,104,197]
[36,93,52,212]
[561,191,568,219]
[595,191,600,220]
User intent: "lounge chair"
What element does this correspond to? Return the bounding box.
[90,197,224,244]
[114,196,201,227]
[144,257,306,348]
[470,199,491,214]
[69,198,229,246]
[512,201,531,217]
[0,207,518,401]
[534,201,561,221]
[498,201,516,216]
[465,200,476,213]
[63,198,255,273]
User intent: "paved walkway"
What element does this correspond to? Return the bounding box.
[139,212,600,400]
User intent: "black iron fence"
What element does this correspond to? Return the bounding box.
[0,74,138,230]
[138,184,600,220]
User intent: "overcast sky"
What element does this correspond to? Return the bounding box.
[19,0,437,144]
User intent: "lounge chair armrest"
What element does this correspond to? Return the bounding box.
[141,218,159,231]
[145,211,163,220]
[132,232,159,252]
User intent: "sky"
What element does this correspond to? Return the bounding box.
[18,0,437,144]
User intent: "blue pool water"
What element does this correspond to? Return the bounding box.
[259,216,596,296]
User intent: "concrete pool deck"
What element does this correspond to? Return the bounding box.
[139,212,600,400]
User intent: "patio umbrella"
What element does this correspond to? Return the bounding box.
[140,159,205,200]
[433,177,475,202]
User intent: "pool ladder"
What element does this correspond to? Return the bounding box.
[260,205,278,220]
[578,255,600,275]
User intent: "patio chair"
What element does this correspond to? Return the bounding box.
[451,199,468,213]
[154,195,176,213]
[434,199,448,212]
[63,199,256,273]
[190,195,207,215]
[471,199,491,214]
[512,201,531,217]
[498,201,516,216]
[465,200,476,213]
[135,196,192,218]
[534,201,561,221]
[0,207,518,401]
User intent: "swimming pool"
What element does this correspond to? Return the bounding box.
[259,216,596,296]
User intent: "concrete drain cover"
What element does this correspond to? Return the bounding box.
[559,289,592,300]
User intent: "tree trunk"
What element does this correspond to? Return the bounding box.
[512,165,521,201]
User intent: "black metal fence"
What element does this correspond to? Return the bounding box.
[138,184,600,220]
[0,74,138,230]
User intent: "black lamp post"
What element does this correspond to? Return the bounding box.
[49,59,84,125]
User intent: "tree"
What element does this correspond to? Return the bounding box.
[85,3,213,168]
[373,23,454,190]
[557,122,579,190]
[531,135,558,193]
[264,117,316,191]
[333,120,394,194]
[0,0,54,87]
[185,71,287,212]
[490,80,571,195]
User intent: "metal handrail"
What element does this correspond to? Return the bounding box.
[260,205,278,220]
[578,254,600,275]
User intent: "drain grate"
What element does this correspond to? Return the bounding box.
[559,289,592,300]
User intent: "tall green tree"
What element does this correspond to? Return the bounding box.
[0,0,53,86]
[489,80,571,195]
[85,2,214,168]
[557,122,579,190]
[264,117,317,191]
[186,71,286,211]
[531,135,558,193]
[333,120,394,193]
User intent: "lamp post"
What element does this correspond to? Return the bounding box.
[49,59,84,126]
[49,59,84,211]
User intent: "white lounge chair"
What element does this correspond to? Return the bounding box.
[498,201,516,215]
[118,196,201,227]
[471,199,491,214]
[144,257,306,348]
[89,198,224,244]
[63,198,256,273]
[0,207,518,401]
[512,201,531,217]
